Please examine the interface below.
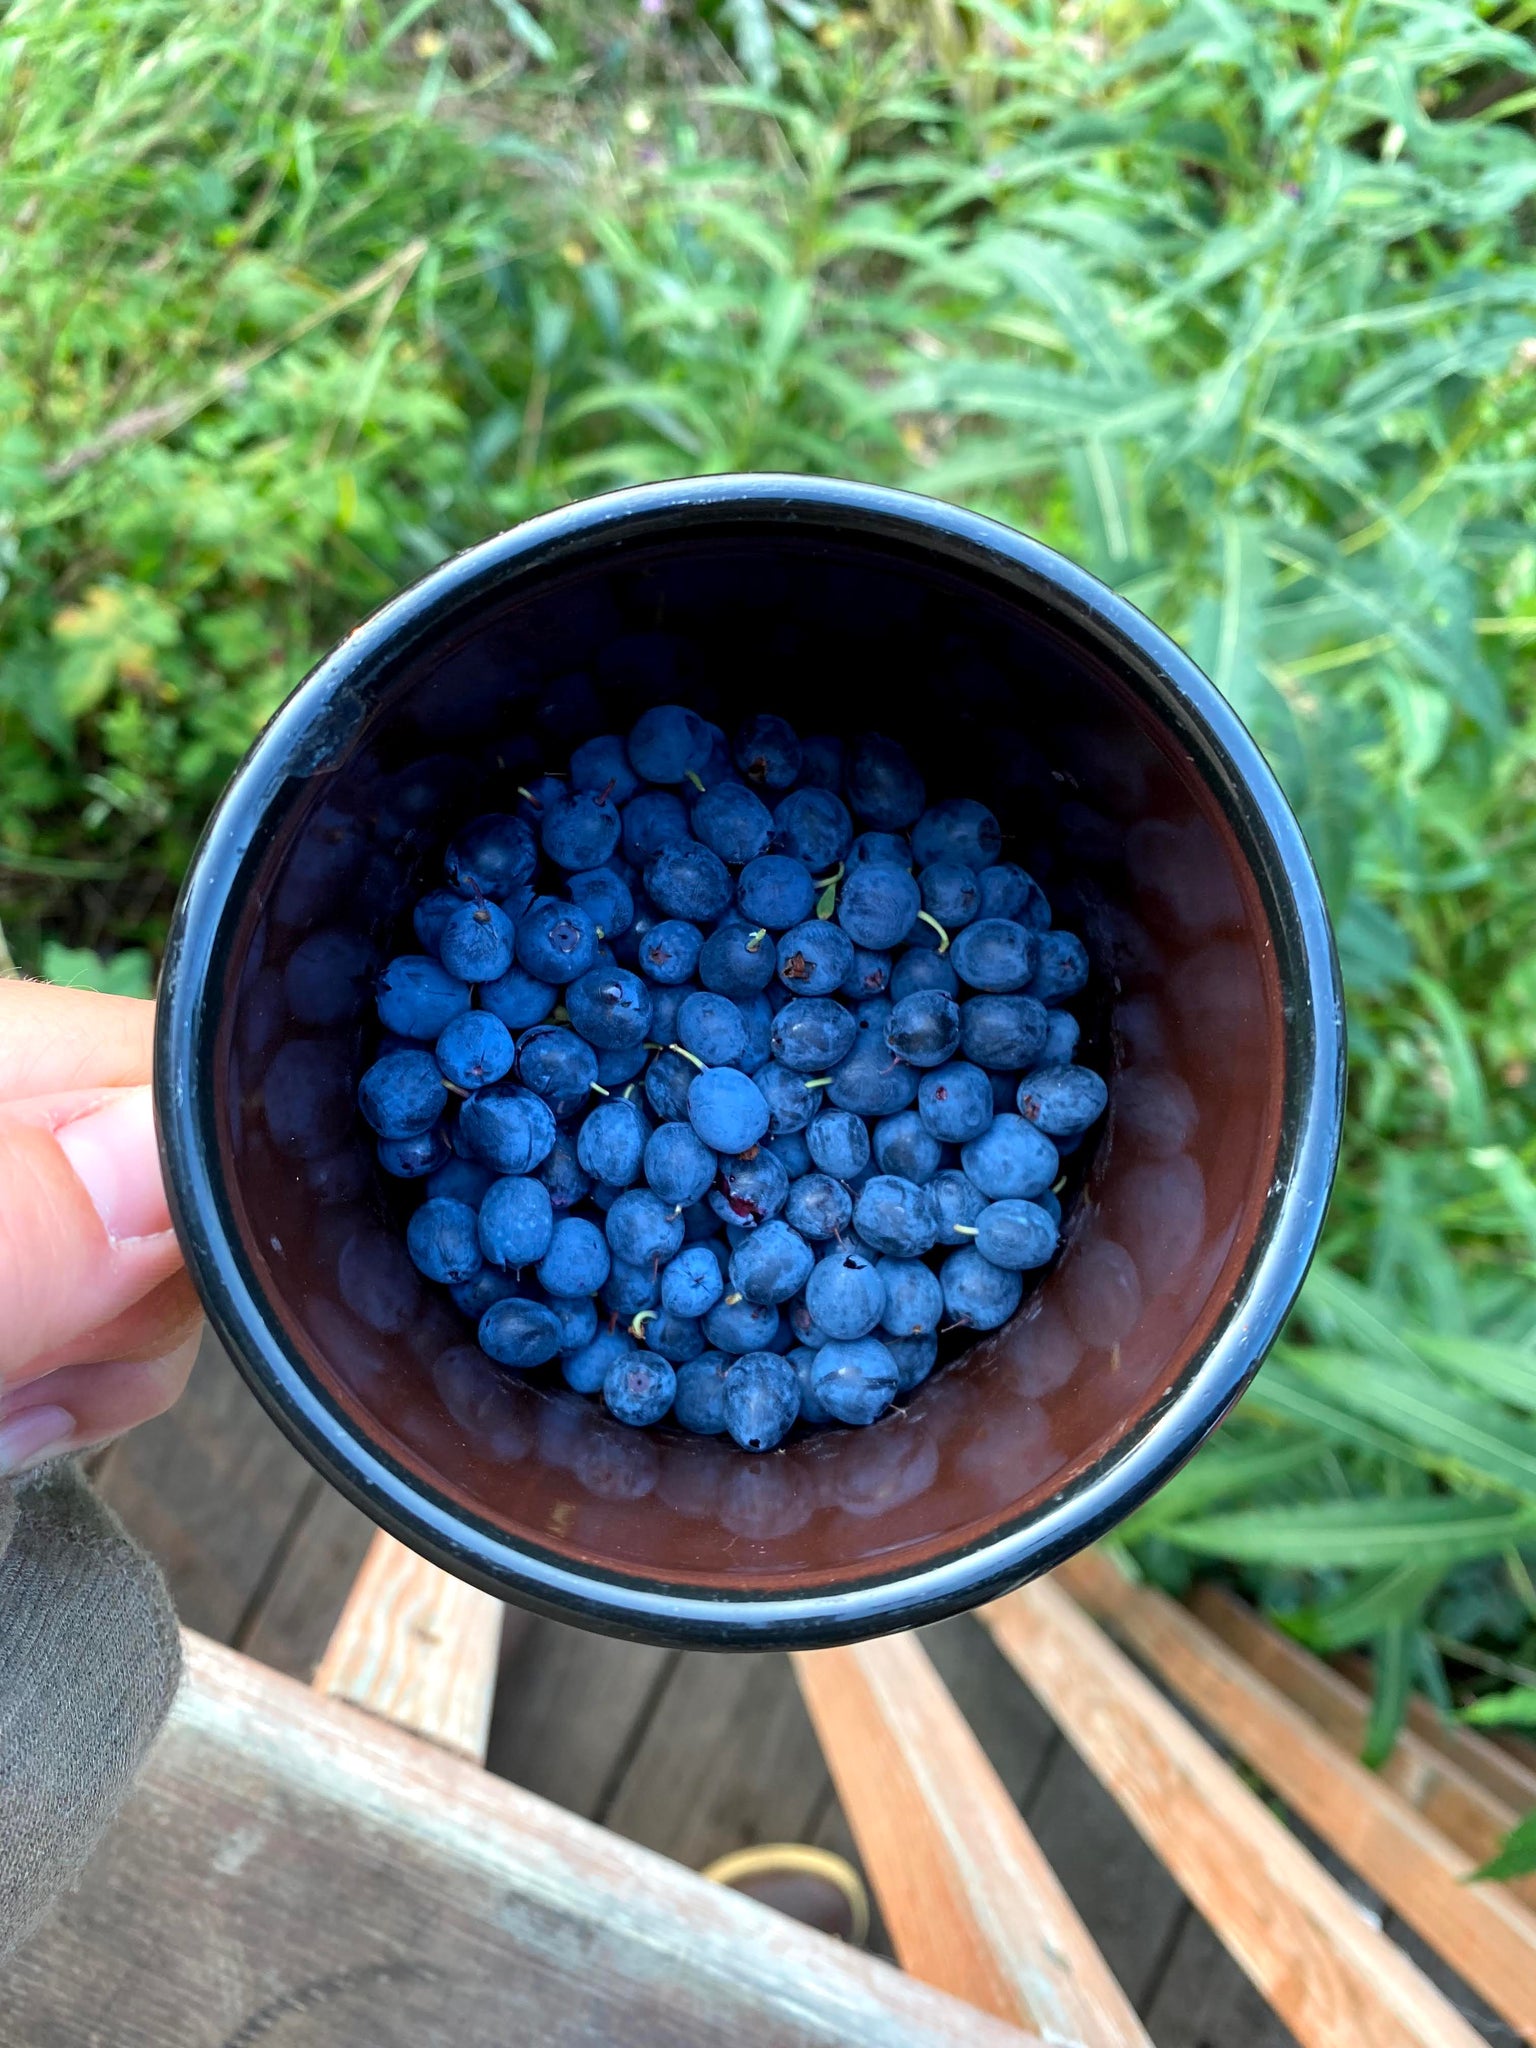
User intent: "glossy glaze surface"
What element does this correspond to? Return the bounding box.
[156,478,1344,1646]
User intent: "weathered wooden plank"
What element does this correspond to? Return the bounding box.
[1336,1652,1536,1816]
[604,1649,830,1870]
[1190,1584,1536,1913]
[795,1632,1151,2045]
[486,1614,676,1821]
[238,1481,378,1680]
[94,1330,314,1641]
[313,1531,503,1763]
[2,1632,1036,2048]
[1058,1551,1536,2046]
[983,1575,1487,2048]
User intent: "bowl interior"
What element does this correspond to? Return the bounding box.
[202,522,1287,1594]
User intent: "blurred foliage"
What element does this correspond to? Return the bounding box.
[6,0,1536,1852]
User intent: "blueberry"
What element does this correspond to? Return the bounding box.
[704,1295,782,1354]
[698,919,776,996]
[1036,1188,1063,1228]
[676,989,749,1068]
[839,946,892,1000]
[803,1110,865,1182]
[729,1219,814,1306]
[577,1097,649,1187]
[622,788,694,864]
[911,798,1002,872]
[645,1048,697,1122]
[811,1338,898,1426]
[439,899,516,983]
[478,1174,555,1269]
[846,734,925,829]
[825,1004,920,1117]
[974,1198,1059,1270]
[1042,1010,1081,1064]
[446,814,538,899]
[1028,930,1090,1005]
[916,1060,997,1143]
[790,1346,834,1424]
[566,965,654,1049]
[773,787,852,871]
[479,964,559,1032]
[606,1187,686,1267]
[960,1114,1059,1199]
[628,704,713,784]
[708,1148,790,1230]
[516,896,599,985]
[547,1293,600,1354]
[889,950,958,1002]
[918,861,981,930]
[427,1157,496,1207]
[536,1130,592,1210]
[753,1061,825,1135]
[514,774,565,825]
[412,889,463,958]
[977,861,1050,928]
[644,1120,716,1206]
[645,982,689,1046]
[738,854,816,931]
[405,1198,483,1284]
[563,1329,636,1394]
[541,786,622,870]
[765,1128,813,1179]
[734,713,802,789]
[929,1167,989,1245]
[604,1351,678,1427]
[647,841,734,923]
[692,783,775,865]
[595,1042,649,1088]
[797,733,844,789]
[854,1175,938,1257]
[848,830,913,868]
[359,1050,447,1137]
[960,993,1049,1071]
[435,1009,515,1091]
[887,1331,938,1391]
[722,1351,800,1450]
[479,1296,564,1367]
[450,1266,521,1321]
[566,864,635,940]
[805,1248,885,1340]
[876,1256,943,1336]
[673,1352,731,1433]
[950,918,1034,993]
[569,732,642,806]
[884,989,961,1068]
[835,863,920,951]
[736,990,776,1072]
[637,918,704,985]
[604,1257,660,1318]
[515,1025,599,1117]
[661,1244,726,1319]
[940,1246,1022,1330]
[770,997,857,1073]
[459,1084,557,1174]
[636,1306,706,1365]
[871,1110,942,1184]
[686,1066,770,1153]
[784,1172,853,1241]
[534,1216,611,1297]
[775,921,854,997]
[378,1128,451,1178]
[376,955,471,1039]
[1016,1063,1108,1138]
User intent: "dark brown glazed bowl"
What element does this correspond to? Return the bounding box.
[155,476,1344,1649]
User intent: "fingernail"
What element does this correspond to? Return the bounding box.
[0,1404,74,1477]
[57,1087,171,1243]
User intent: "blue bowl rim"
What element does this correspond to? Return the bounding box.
[155,474,1346,1649]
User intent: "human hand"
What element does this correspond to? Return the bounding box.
[0,982,200,1480]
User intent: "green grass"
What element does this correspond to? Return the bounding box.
[6,0,1536,1839]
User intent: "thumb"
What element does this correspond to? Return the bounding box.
[0,1085,185,1392]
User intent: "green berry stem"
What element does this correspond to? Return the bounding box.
[668,1042,706,1070]
[916,911,950,953]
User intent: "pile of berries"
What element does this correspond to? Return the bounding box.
[355,709,1106,1453]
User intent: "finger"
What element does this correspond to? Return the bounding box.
[0,983,154,1103]
[0,1085,183,1391]
[21,1270,203,1380]
[0,1328,201,1477]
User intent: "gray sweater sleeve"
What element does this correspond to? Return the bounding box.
[0,1462,181,1961]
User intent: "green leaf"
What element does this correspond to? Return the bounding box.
[1473,1810,1536,1885]
[486,0,556,63]
[1458,1688,1536,1728]
[40,942,153,999]
[1411,1335,1536,1418]
[1164,1497,1536,1570]
[1123,1438,1327,1536]
[1291,1563,1448,1653]
[1362,1623,1415,1768]
[1284,1350,1536,1500]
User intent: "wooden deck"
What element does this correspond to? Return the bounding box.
[84,1331,1515,2048]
